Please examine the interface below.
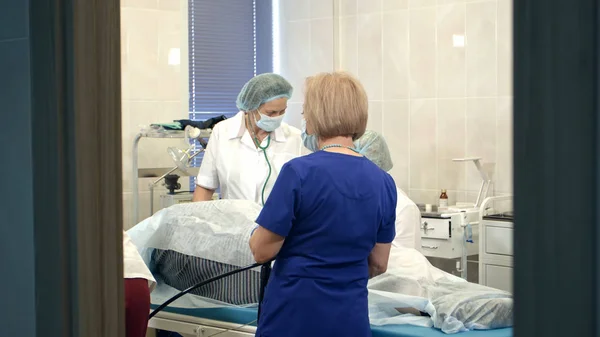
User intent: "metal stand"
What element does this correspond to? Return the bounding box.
[131,127,211,224]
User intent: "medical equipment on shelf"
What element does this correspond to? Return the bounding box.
[420,210,480,280]
[151,146,204,210]
[452,157,492,208]
[417,157,492,279]
[478,195,514,293]
[158,174,194,209]
[131,124,212,224]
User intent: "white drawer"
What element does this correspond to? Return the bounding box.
[485,264,513,293]
[420,218,451,240]
[485,226,513,256]
[420,237,457,258]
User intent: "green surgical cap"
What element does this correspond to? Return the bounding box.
[354,130,394,172]
[236,73,293,112]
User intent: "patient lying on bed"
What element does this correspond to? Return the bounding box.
[151,249,261,305]
[127,199,512,334]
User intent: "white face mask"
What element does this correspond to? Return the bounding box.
[254,111,284,132]
[301,119,319,152]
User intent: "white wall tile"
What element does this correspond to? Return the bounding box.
[310,18,335,73]
[437,99,466,190]
[283,102,304,130]
[281,0,310,21]
[122,0,158,9]
[281,20,311,102]
[340,0,357,16]
[466,98,497,191]
[382,10,409,100]
[410,99,437,190]
[358,0,382,13]
[409,7,436,98]
[409,189,439,205]
[383,0,409,11]
[383,100,410,191]
[157,10,183,101]
[497,0,513,96]
[339,16,358,75]
[466,1,497,97]
[268,0,513,203]
[367,101,384,134]
[121,8,161,101]
[436,4,466,98]
[438,0,464,5]
[409,0,436,9]
[496,96,512,194]
[357,13,383,100]
[158,0,179,11]
[311,0,334,19]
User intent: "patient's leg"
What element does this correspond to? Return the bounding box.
[125,278,151,337]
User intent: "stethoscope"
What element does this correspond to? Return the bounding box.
[246,113,273,206]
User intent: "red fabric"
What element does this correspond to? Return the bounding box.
[125,278,151,337]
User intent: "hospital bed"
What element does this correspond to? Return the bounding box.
[147,303,513,337]
[129,200,513,337]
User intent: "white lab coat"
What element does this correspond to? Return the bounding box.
[123,231,156,292]
[196,111,308,204]
[392,187,422,251]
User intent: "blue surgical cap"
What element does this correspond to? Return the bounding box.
[236,73,293,112]
[354,130,394,172]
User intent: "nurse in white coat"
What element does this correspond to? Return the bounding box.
[193,73,306,205]
[352,130,422,250]
[123,231,156,337]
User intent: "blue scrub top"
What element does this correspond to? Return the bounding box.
[255,151,397,337]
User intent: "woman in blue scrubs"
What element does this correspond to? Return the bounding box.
[249,72,397,337]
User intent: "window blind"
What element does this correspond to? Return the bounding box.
[188,0,273,180]
[188,0,256,120]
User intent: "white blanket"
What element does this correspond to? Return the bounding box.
[127,200,512,333]
[368,247,513,333]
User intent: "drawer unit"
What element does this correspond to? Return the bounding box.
[420,211,480,260]
[478,196,514,293]
[420,218,452,240]
[483,264,513,293]
[485,226,514,256]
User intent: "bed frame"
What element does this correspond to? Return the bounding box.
[147,311,256,337]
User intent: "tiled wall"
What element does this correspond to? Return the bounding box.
[121,0,188,229]
[278,0,336,129]
[279,0,513,205]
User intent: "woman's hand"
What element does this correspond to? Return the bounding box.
[249,226,285,264]
[368,243,391,278]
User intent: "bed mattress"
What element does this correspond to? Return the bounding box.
[150,304,513,337]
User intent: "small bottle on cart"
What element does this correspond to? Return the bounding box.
[439,189,448,210]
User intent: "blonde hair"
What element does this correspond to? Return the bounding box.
[303,72,368,140]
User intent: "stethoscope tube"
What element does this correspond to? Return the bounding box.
[148,261,273,321]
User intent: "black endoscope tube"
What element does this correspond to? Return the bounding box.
[257,263,272,323]
[149,260,274,320]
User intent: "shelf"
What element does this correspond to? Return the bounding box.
[137,127,212,139]
[137,167,199,178]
